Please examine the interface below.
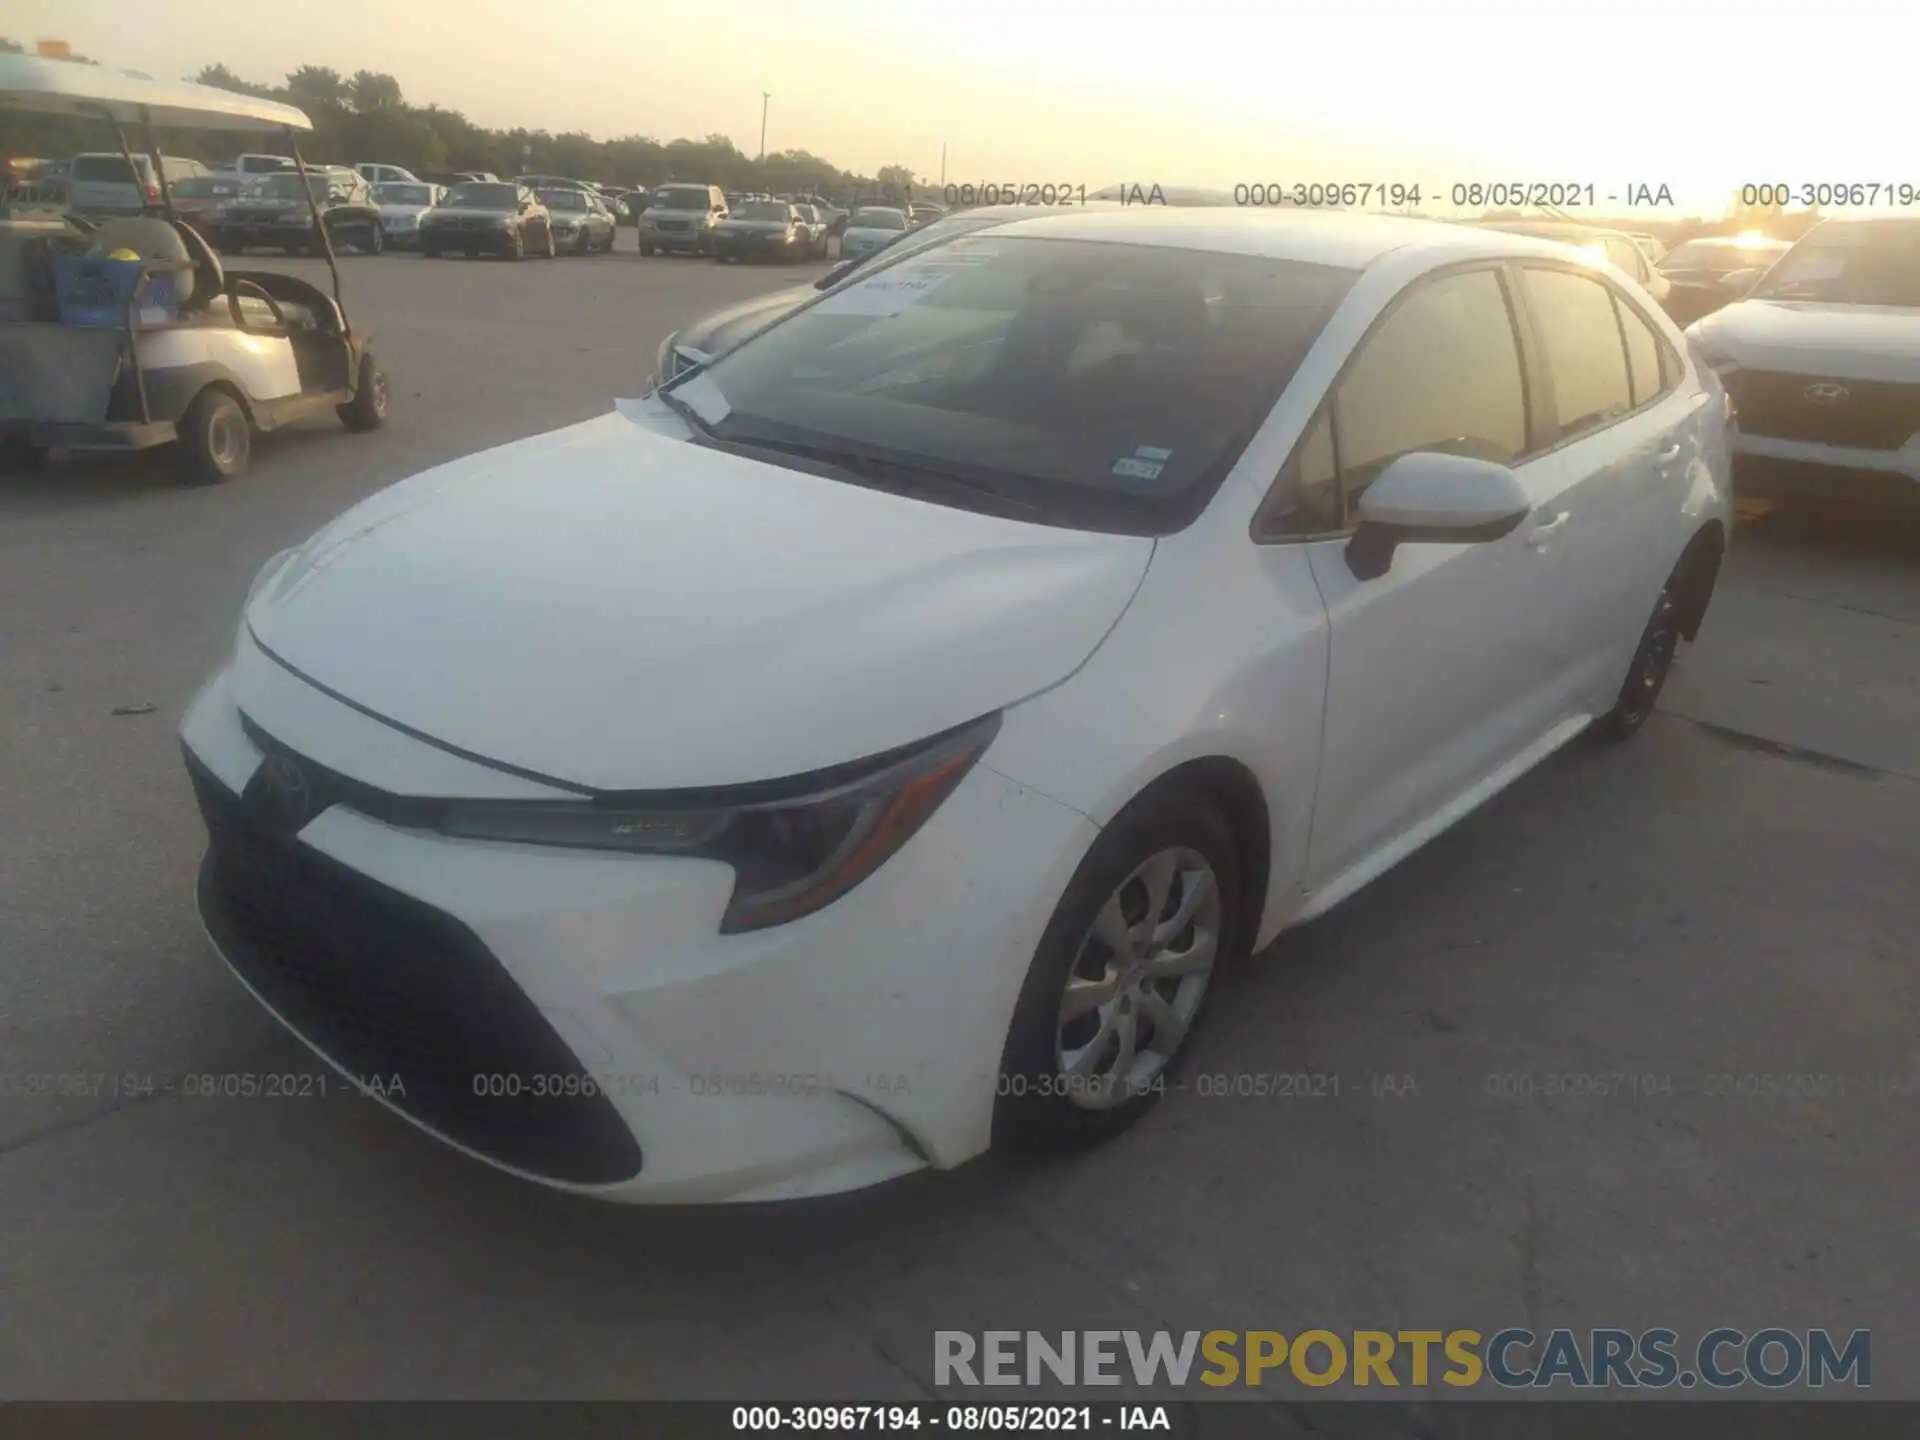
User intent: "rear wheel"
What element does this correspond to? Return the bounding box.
[338,349,390,432]
[1589,582,1682,744]
[177,388,251,484]
[994,790,1241,1153]
[639,241,655,257]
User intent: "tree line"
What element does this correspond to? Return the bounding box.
[1,41,920,199]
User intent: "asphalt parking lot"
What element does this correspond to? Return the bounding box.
[1,247,1915,1404]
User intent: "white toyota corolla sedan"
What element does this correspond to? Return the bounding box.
[182,208,1732,1203]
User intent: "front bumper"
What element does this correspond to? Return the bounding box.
[1732,432,1920,510]
[714,232,798,260]
[643,225,711,252]
[421,225,518,254]
[216,220,315,250]
[379,221,423,248]
[178,643,1096,1203]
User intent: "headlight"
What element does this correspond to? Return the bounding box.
[427,713,1000,933]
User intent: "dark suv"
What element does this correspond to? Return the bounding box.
[639,183,727,256]
[213,168,385,255]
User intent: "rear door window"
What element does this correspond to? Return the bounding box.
[1520,267,1634,443]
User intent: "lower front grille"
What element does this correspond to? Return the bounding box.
[1728,371,1920,450]
[186,750,642,1186]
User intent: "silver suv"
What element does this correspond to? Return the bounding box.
[639,183,726,256]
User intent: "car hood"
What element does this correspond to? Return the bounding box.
[1692,299,1920,382]
[674,285,815,359]
[245,407,1154,790]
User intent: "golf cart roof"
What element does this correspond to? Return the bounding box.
[0,55,312,133]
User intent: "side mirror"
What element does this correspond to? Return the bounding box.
[1719,267,1761,296]
[1344,452,1531,581]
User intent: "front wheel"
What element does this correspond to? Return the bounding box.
[639,241,654,257]
[177,388,251,484]
[1588,583,1681,744]
[994,790,1241,1153]
[363,223,384,255]
[338,349,390,432]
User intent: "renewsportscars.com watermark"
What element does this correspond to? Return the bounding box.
[935,1328,1871,1390]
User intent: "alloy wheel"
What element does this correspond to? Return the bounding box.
[1055,847,1221,1110]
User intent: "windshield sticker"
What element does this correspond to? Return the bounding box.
[812,271,954,317]
[1112,457,1164,481]
[1133,445,1173,461]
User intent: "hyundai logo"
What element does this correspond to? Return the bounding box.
[1803,382,1852,406]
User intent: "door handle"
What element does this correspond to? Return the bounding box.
[1525,512,1570,549]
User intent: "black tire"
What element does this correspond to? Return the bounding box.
[337,350,390,432]
[639,241,654,257]
[506,230,526,261]
[363,223,384,255]
[994,789,1242,1154]
[544,228,558,259]
[177,388,251,484]
[423,244,441,259]
[1588,581,1682,744]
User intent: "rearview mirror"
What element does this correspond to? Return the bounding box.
[1345,453,1531,581]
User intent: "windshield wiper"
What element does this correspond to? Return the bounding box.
[717,435,1044,518]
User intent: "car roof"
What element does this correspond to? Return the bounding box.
[1477,218,1638,242]
[1,54,311,133]
[968,206,1596,270]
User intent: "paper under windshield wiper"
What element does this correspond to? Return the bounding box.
[655,385,712,435]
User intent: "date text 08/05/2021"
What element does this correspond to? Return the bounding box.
[731,1405,1171,1432]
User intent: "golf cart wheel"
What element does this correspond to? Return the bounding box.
[339,350,390,432]
[545,229,558,259]
[364,224,384,255]
[178,388,251,483]
[507,230,526,261]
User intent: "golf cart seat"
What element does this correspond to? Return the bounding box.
[87,216,203,309]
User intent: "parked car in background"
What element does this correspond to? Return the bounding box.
[66,152,209,218]
[538,186,617,254]
[356,162,421,187]
[182,209,1728,1202]
[213,167,385,255]
[1476,219,1672,308]
[516,174,595,197]
[838,205,908,262]
[792,203,833,258]
[222,153,296,178]
[712,199,812,264]
[1658,234,1791,326]
[372,180,444,249]
[1628,232,1667,266]
[639,182,727,256]
[419,180,555,260]
[1689,215,1920,515]
[654,201,1127,385]
[422,170,499,187]
[165,172,245,237]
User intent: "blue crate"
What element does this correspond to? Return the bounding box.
[53,256,180,327]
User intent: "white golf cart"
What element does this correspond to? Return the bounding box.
[0,57,390,482]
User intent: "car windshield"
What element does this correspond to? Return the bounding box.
[445,182,518,210]
[375,183,434,206]
[678,237,1356,534]
[541,190,589,211]
[1751,224,1920,306]
[740,201,792,222]
[655,188,711,211]
[1661,239,1780,274]
[70,155,148,182]
[250,173,328,200]
[850,209,907,231]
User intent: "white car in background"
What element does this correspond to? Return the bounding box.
[1689,214,1920,515]
[837,204,908,261]
[181,209,1730,1203]
[371,180,443,249]
[356,162,421,187]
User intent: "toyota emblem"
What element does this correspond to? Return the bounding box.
[1803,382,1851,406]
[254,753,314,832]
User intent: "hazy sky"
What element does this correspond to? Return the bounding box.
[9,0,1904,215]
